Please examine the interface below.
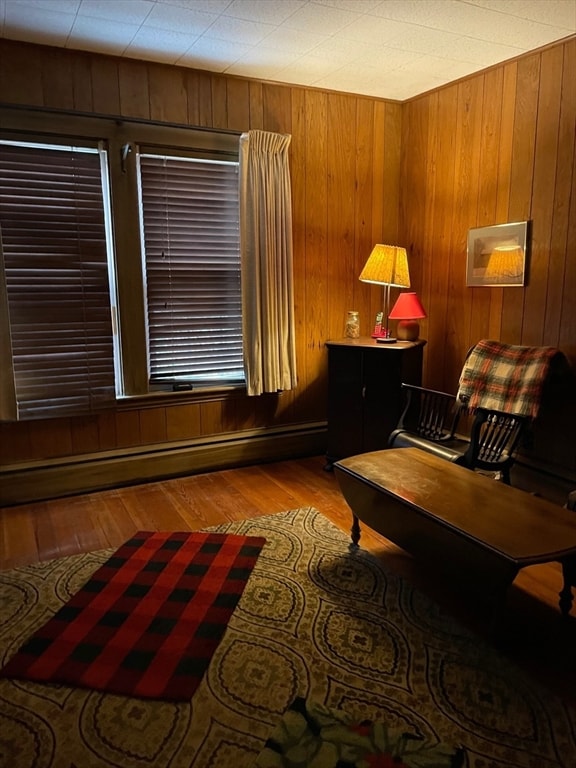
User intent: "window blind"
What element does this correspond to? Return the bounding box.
[138,153,243,385]
[0,141,115,419]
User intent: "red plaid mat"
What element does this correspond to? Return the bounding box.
[0,531,265,700]
[457,339,560,419]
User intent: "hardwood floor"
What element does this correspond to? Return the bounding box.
[0,455,574,705]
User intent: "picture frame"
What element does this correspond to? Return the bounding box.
[466,221,528,287]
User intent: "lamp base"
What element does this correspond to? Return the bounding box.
[376,336,397,344]
[396,320,420,341]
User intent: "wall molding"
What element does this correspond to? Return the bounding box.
[0,423,328,506]
[1,421,572,508]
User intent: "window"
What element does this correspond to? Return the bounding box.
[0,108,243,421]
[138,151,243,387]
[0,140,116,419]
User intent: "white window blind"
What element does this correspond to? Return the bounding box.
[0,141,115,419]
[138,153,243,386]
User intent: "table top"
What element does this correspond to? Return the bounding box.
[335,448,576,565]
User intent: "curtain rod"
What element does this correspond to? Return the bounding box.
[0,102,242,137]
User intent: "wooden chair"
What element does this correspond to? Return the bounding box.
[388,383,529,484]
[388,339,568,484]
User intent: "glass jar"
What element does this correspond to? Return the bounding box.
[345,310,360,338]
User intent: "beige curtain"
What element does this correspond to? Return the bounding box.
[239,130,297,396]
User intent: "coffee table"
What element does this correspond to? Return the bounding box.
[334,448,576,617]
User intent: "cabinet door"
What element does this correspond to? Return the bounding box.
[326,342,424,463]
[326,346,364,461]
[363,349,407,452]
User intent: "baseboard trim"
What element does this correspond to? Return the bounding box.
[0,423,328,506]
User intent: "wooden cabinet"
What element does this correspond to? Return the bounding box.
[325,338,426,465]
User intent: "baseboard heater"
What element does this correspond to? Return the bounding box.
[0,422,328,506]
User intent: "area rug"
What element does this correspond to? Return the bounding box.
[0,531,265,700]
[0,507,574,768]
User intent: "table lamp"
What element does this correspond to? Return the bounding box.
[359,244,410,342]
[388,292,427,341]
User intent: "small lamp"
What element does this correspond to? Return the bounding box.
[359,244,410,342]
[388,292,427,341]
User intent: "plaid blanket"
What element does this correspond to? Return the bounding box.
[457,339,560,419]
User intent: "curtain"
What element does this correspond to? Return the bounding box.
[239,130,297,396]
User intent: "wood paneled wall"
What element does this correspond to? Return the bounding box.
[402,37,576,479]
[0,40,401,468]
[1,37,574,484]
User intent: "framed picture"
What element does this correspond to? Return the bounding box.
[466,221,528,287]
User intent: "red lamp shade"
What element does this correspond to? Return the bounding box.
[388,292,427,341]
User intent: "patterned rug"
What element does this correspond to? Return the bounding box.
[0,507,574,768]
[0,531,266,700]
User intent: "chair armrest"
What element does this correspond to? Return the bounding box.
[396,383,462,441]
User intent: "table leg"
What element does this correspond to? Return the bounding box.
[559,557,576,617]
[351,515,361,546]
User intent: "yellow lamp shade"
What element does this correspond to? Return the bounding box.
[358,244,410,288]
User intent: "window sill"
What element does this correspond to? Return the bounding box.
[116,384,246,410]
